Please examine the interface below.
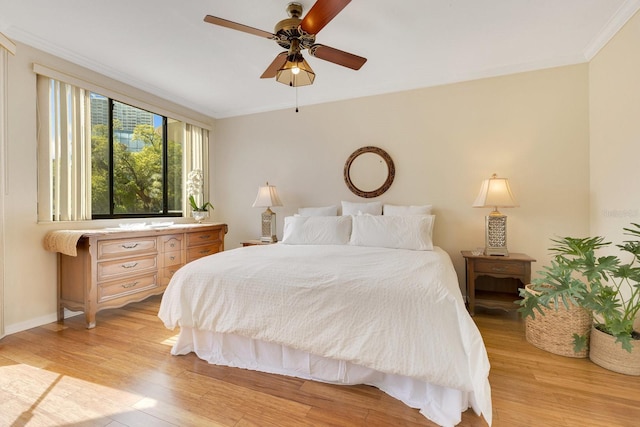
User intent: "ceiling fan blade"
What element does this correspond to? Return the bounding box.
[309,44,367,70]
[260,52,288,78]
[300,0,351,35]
[204,15,274,39]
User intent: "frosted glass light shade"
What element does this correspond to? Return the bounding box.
[276,56,315,87]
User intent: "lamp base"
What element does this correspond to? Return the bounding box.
[485,214,509,256]
[485,246,509,256]
[260,208,278,243]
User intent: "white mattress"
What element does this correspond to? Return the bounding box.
[159,244,492,426]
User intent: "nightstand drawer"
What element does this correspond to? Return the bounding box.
[474,260,525,275]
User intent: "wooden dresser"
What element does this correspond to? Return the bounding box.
[56,223,227,328]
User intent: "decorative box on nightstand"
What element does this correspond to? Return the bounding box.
[461,250,536,315]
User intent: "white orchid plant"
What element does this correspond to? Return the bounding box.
[186,169,213,212]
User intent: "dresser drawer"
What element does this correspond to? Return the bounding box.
[187,230,221,247]
[163,250,182,267]
[98,273,158,302]
[98,237,158,259]
[186,244,221,262]
[161,234,183,252]
[474,260,525,275]
[160,265,183,285]
[97,254,158,281]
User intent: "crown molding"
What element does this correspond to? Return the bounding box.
[583,0,640,60]
[6,26,215,117]
[0,32,15,55]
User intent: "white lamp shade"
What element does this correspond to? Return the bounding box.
[252,183,283,208]
[473,175,518,208]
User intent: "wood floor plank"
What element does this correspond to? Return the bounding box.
[1,296,640,426]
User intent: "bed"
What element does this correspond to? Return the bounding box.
[158,212,492,426]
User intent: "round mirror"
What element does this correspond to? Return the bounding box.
[344,146,395,198]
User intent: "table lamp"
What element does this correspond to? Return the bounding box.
[473,173,519,256]
[252,182,283,242]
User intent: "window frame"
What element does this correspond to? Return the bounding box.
[91,97,180,219]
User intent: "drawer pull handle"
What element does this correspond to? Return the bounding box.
[198,234,211,240]
[122,281,138,289]
[169,256,176,260]
[199,249,212,255]
[491,266,507,272]
[122,262,139,269]
[170,243,176,248]
[121,243,139,249]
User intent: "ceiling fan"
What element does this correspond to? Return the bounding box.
[203,0,367,87]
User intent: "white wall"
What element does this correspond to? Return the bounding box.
[213,65,591,291]
[590,10,640,246]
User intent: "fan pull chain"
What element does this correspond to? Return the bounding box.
[295,86,299,113]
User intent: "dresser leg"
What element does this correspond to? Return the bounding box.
[85,312,96,329]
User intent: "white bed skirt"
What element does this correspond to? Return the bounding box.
[172,327,484,427]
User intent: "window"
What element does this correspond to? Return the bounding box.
[36,73,208,222]
[90,95,183,218]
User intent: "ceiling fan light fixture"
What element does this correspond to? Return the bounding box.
[276,56,315,87]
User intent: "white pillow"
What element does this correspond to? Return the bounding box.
[350,214,435,250]
[383,204,432,216]
[297,205,338,216]
[341,201,382,216]
[282,216,352,245]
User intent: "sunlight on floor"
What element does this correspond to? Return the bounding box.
[0,363,151,426]
[161,334,179,347]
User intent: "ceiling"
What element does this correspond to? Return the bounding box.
[1,0,639,119]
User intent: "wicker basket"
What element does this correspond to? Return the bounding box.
[589,326,640,375]
[524,284,592,358]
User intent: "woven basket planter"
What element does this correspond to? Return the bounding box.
[589,326,640,375]
[524,284,592,358]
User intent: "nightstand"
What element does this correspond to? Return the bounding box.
[461,251,536,315]
[241,239,276,247]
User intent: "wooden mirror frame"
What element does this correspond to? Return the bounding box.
[344,146,395,198]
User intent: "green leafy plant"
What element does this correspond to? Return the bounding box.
[188,195,213,212]
[519,224,640,352]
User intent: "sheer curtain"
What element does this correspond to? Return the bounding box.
[0,32,16,339]
[184,124,210,213]
[36,76,92,222]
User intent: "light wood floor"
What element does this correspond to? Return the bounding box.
[1,297,639,427]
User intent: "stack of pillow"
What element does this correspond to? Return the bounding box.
[282,201,434,250]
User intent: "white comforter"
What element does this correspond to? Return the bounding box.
[158,244,491,424]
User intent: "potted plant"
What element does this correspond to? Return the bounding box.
[186,169,213,223]
[518,238,597,358]
[519,224,640,375]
